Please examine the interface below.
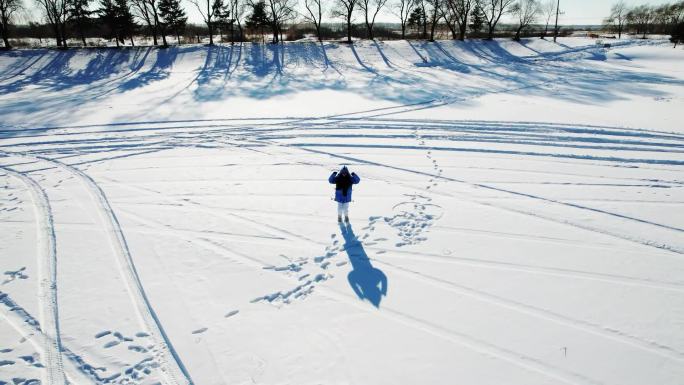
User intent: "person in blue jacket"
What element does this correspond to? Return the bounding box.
[328,166,360,223]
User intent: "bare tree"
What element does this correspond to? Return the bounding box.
[262,0,296,42]
[0,0,22,49]
[418,0,427,38]
[303,0,324,41]
[443,0,473,40]
[604,0,628,39]
[425,0,440,41]
[230,0,246,41]
[552,0,559,41]
[149,0,166,45]
[627,4,654,39]
[332,0,358,43]
[191,0,229,44]
[539,0,554,38]
[359,0,388,39]
[131,0,158,44]
[393,0,416,39]
[35,0,70,47]
[482,0,514,39]
[511,0,539,40]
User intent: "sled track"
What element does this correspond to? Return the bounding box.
[7,153,195,385]
[0,165,67,385]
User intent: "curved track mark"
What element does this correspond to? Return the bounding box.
[0,165,67,385]
[7,153,196,385]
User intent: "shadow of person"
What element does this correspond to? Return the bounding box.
[340,223,388,308]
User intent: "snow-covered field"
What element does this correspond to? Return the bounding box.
[1,38,683,385]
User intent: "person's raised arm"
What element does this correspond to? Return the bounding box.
[351,172,360,184]
[328,172,338,184]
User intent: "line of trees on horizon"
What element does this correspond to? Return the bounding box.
[0,0,682,50]
[604,0,684,47]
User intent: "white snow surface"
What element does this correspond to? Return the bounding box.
[0,38,683,385]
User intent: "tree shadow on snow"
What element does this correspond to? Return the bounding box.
[340,222,388,308]
[2,40,683,130]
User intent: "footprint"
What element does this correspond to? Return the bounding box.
[135,332,150,338]
[95,331,111,339]
[103,341,119,349]
[191,328,208,335]
[128,345,148,353]
[113,332,133,342]
[225,310,239,318]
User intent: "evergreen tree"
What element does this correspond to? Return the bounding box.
[212,0,230,42]
[159,0,187,44]
[68,0,92,46]
[672,21,683,47]
[408,6,425,35]
[115,0,136,45]
[246,1,269,42]
[469,4,485,34]
[99,0,136,47]
[99,0,120,46]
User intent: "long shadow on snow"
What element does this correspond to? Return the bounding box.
[192,42,346,101]
[0,49,51,82]
[1,41,683,130]
[0,48,153,94]
[340,222,388,308]
[119,47,179,91]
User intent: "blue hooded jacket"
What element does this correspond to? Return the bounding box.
[329,167,360,203]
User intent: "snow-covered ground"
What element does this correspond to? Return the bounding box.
[0,38,683,385]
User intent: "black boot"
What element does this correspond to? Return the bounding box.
[344,215,349,223]
[338,215,342,223]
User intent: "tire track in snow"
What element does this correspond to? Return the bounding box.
[371,253,684,363]
[294,146,684,255]
[240,118,684,242]
[124,215,606,385]
[0,165,68,385]
[115,189,684,367]
[23,116,681,256]
[0,288,159,384]
[12,124,680,378]
[0,290,96,385]
[112,198,684,292]
[221,125,684,258]
[6,153,195,385]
